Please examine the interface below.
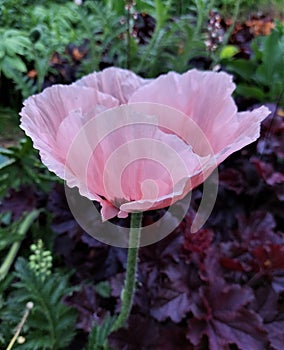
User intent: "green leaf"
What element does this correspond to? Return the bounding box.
[0,45,4,59]
[85,314,115,350]
[2,55,27,74]
[226,24,284,104]
[96,281,111,298]
[219,45,239,59]
[0,216,23,251]
[0,150,15,169]
[226,59,256,81]
[236,84,266,101]
[0,138,57,199]
[260,29,284,79]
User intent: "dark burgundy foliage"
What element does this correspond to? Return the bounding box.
[108,315,192,350]
[65,284,111,332]
[0,185,44,220]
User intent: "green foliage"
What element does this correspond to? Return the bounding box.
[0,213,27,252]
[0,0,281,103]
[123,0,208,77]
[0,258,77,349]
[0,0,213,99]
[133,16,205,76]
[224,22,284,105]
[95,281,111,298]
[120,0,214,77]
[0,0,30,27]
[76,0,128,74]
[0,138,58,199]
[0,27,36,100]
[0,2,85,99]
[0,0,69,27]
[190,0,215,36]
[84,315,115,350]
[21,3,81,48]
[0,210,40,282]
[11,73,38,100]
[0,29,31,78]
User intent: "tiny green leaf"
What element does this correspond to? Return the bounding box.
[220,45,239,59]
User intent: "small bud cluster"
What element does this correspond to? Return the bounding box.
[120,1,139,41]
[119,1,155,45]
[125,0,136,11]
[29,240,52,281]
[205,11,224,52]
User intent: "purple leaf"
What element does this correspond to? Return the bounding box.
[265,319,284,350]
[187,280,268,350]
[108,315,159,350]
[0,185,38,219]
[150,291,191,323]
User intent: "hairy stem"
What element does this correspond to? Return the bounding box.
[111,212,142,332]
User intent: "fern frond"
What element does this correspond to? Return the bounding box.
[1,258,77,350]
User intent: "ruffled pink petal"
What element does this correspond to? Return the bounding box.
[20,84,118,142]
[75,67,151,104]
[129,69,239,153]
[119,158,212,213]
[20,84,119,181]
[100,200,120,222]
[215,106,271,165]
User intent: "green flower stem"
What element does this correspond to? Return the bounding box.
[111,212,142,332]
[0,210,40,281]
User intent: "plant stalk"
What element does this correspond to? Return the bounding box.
[221,0,241,47]
[0,210,40,281]
[126,0,131,69]
[210,0,241,68]
[111,212,142,332]
[6,302,34,350]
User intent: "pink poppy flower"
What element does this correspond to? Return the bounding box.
[20,67,270,221]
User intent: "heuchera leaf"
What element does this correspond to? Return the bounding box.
[187,280,268,350]
[0,185,38,220]
[265,319,284,350]
[251,158,284,186]
[251,244,284,273]
[108,315,193,350]
[108,315,160,350]
[65,285,100,332]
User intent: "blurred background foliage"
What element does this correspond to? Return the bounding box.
[0,0,283,109]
